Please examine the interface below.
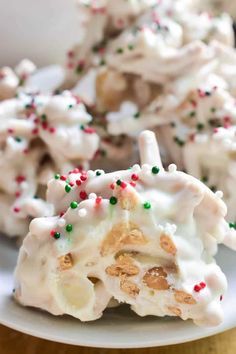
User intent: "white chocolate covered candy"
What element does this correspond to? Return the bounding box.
[14,131,236,325]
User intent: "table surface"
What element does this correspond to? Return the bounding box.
[0,325,235,354]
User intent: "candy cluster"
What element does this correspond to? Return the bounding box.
[14,131,236,325]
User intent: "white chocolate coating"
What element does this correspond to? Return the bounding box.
[14,131,235,325]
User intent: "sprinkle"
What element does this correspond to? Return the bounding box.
[16,175,26,184]
[133,112,140,119]
[151,166,160,174]
[80,175,87,182]
[109,196,118,205]
[96,171,102,176]
[116,48,124,54]
[54,174,60,180]
[76,179,82,186]
[194,285,201,292]
[131,173,139,181]
[220,295,223,301]
[143,202,151,209]
[53,232,61,239]
[65,185,71,193]
[83,127,96,134]
[215,191,223,199]
[49,127,56,134]
[41,114,47,121]
[173,136,185,147]
[110,183,115,190]
[13,207,20,213]
[69,182,74,187]
[194,282,206,292]
[130,181,136,187]
[120,181,127,189]
[168,164,177,173]
[60,175,67,181]
[95,196,102,205]
[201,176,208,183]
[7,128,14,134]
[80,191,87,200]
[128,44,134,50]
[116,179,122,186]
[15,191,21,198]
[189,111,196,117]
[70,201,78,209]
[229,222,236,230]
[66,224,73,233]
[78,208,87,217]
[15,137,22,143]
[42,121,48,130]
[196,123,204,131]
[32,128,39,135]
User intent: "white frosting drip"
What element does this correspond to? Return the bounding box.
[14,131,235,325]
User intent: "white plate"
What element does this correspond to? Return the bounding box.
[0,236,235,348]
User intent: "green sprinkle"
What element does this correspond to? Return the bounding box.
[109,196,118,205]
[170,122,176,128]
[151,166,160,174]
[41,114,47,121]
[128,44,134,50]
[68,104,73,109]
[65,185,71,193]
[133,112,140,119]
[196,123,204,131]
[66,224,73,232]
[70,201,78,209]
[201,176,208,183]
[54,174,60,180]
[80,125,84,130]
[211,107,216,113]
[54,232,61,239]
[100,59,106,66]
[189,111,196,117]
[116,179,122,186]
[210,185,217,193]
[116,48,124,54]
[76,64,84,74]
[173,136,185,147]
[15,137,22,143]
[143,202,151,210]
[229,222,236,230]
[96,171,102,176]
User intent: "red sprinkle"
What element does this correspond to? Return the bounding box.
[83,127,96,134]
[49,127,56,134]
[60,175,67,181]
[67,50,74,58]
[23,148,29,154]
[13,207,20,213]
[15,191,21,198]
[194,285,201,292]
[59,212,65,217]
[42,121,48,130]
[69,182,74,187]
[220,295,223,301]
[131,174,139,181]
[120,181,127,189]
[50,229,56,237]
[110,183,115,190]
[200,282,206,289]
[80,175,87,182]
[76,179,82,186]
[130,181,136,187]
[32,128,39,135]
[80,190,87,200]
[7,128,14,134]
[95,196,102,205]
[16,175,26,184]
